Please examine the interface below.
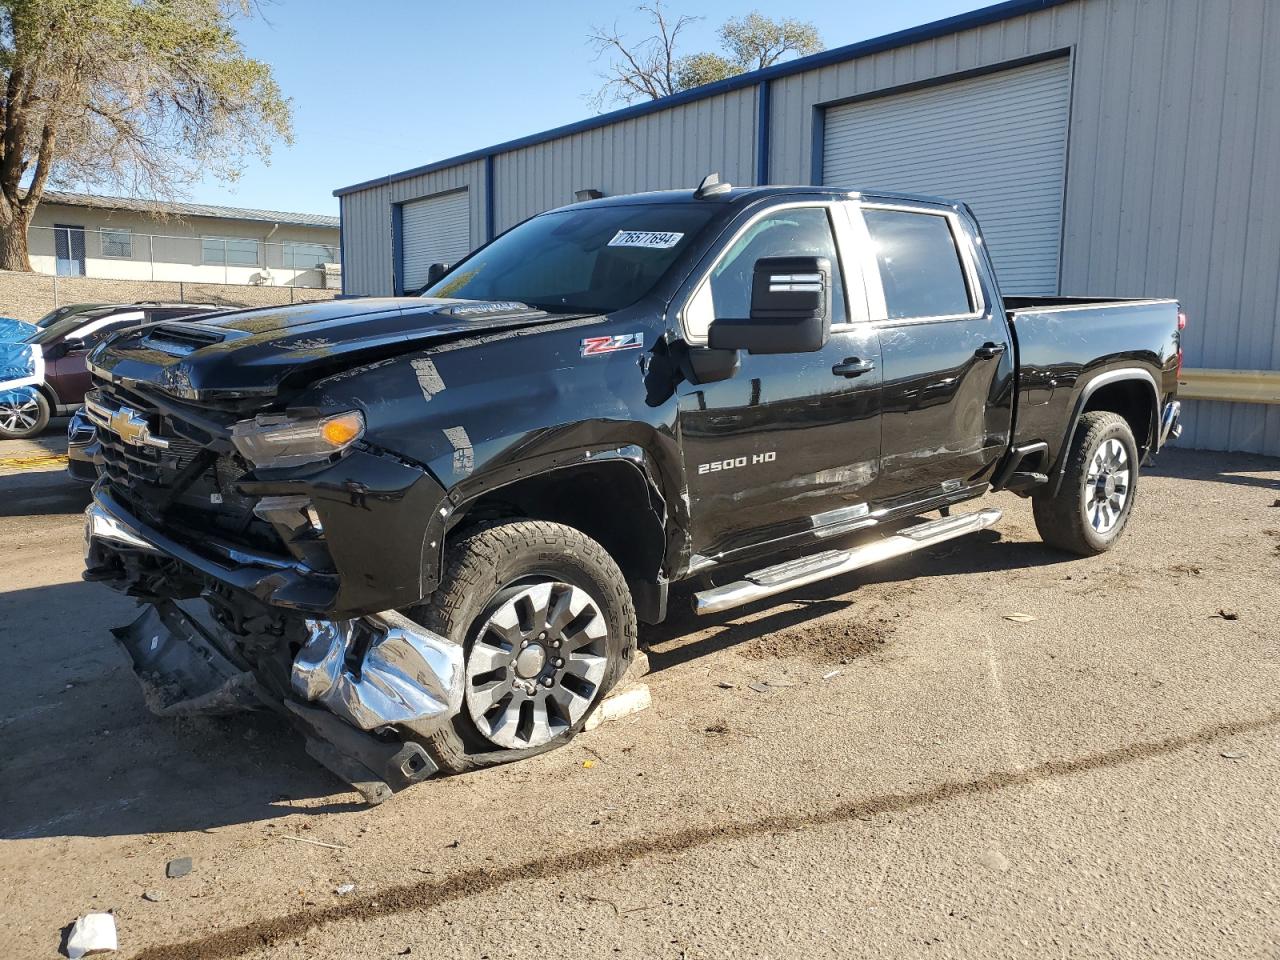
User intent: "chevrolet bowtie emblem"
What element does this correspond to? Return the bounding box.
[110,406,169,449]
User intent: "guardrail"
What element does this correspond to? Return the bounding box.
[1178,368,1280,405]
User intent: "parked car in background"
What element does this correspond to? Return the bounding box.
[0,302,220,439]
[33,302,110,329]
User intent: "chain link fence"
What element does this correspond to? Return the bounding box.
[29,224,341,289]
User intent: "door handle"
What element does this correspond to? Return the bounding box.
[832,357,876,378]
[975,341,1007,360]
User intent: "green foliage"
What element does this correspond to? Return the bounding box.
[673,51,737,91]
[719,11,824,72]
[0,0,293,267]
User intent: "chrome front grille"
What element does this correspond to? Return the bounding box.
[88,386,281,554]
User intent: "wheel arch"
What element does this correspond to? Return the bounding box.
[1049,368,1158,496]
[443,452,670,623]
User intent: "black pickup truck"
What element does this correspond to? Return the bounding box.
[83,178,1183,800]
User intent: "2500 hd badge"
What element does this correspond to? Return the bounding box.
[82,177,1182,802]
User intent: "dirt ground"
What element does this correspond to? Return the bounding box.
[1,435,1278,960]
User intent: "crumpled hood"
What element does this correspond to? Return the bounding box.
[87,297,575,401]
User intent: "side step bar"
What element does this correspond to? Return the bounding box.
[692,507,1002,616]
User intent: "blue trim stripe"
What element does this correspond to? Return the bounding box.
[809,105,826,185]
[756,80,771,185]
[484,154,495,242]
[390,202,404,296]
[337,209,346,295]
[334,0,1070,197]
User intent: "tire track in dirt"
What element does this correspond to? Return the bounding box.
[133,708,1280,960]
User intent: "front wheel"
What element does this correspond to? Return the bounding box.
[409,520,637,773]
[1032,411,1139,556]
[0,389,50,440]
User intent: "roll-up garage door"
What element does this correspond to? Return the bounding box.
[400,189,471,293]
[822,57,1071,295]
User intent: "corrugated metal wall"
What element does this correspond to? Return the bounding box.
[492,86,757,231]
[770,0,1279,454]
[340,159,486,297]
[338,0,1279,455]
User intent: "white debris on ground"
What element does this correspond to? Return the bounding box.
[584,683,652,731]
[584,650,652,732]
[66,912,117,958]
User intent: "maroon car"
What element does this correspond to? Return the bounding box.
[0,302,218,439]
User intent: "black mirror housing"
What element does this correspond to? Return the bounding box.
[707,256,831,355]
[425,262,451,287]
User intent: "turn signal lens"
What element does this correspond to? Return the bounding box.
[320,413,363,447]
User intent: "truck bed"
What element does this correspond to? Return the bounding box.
[1004,296,1181,467]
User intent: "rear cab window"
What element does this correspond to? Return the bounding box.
[860,207,980,321]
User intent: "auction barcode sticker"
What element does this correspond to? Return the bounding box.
[607,230,684,249]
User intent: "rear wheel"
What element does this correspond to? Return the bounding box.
[410,520,637,773]
[0,390,50,440]
[1033,411,1139,555]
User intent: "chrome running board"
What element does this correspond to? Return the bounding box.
[692,507,1002,615]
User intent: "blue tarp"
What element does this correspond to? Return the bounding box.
[0,317,37,342]
[0,340,41,409]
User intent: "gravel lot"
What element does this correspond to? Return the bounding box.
[1,436,1278,959]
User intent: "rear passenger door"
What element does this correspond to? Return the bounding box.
[854,202,1013,504]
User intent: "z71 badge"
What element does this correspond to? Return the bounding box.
[581,333,643,356]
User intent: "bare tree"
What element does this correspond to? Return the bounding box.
[0,0,293,272]
[587,1,700,110]
[589,4,825,110]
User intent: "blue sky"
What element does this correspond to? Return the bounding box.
[194,0,987,216]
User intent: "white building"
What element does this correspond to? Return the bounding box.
[28,192,341,289]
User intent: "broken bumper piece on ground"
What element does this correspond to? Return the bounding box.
[104,545,465,804]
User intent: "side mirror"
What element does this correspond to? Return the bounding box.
[708,256,832,355]
[425,262,451,287]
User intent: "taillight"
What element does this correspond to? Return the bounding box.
[1177,311,1187,331]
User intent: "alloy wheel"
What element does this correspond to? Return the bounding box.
[0,396,41,434]
[1084,437,1130,534]
[464,580,609,749]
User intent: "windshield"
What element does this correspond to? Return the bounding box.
[25,308,141,346]
[35,303,104,328]
[423,202,717,313]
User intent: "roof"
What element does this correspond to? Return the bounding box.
[334,0,1072,198]
[38,190,339,229]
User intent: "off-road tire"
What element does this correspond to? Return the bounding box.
[1033,411,1139,556]
[0,389,50,440]
[410,520,637,773]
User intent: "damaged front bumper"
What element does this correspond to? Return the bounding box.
[94,500,465,803]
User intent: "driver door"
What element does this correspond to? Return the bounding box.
[675,202,883,564]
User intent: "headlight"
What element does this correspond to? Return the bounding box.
[230,410,365,469]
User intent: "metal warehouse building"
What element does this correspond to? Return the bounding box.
[336,0,1280,455]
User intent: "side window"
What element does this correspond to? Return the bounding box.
[862,209,974,320]
[685,206,847,342]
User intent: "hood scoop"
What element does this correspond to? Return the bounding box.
[143,324,228,356]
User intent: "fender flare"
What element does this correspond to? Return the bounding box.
[1048,367,1159,496]
[427,444,673,619]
